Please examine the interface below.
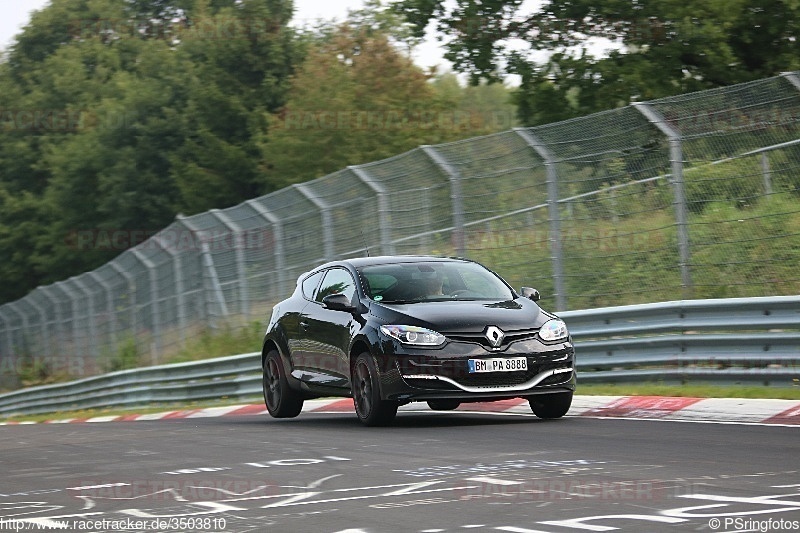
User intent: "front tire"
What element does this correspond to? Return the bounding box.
[352,352,398,426]
[263,349,304,418]
[529,391,573,419]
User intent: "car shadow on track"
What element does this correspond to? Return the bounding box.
[222,411,559,429]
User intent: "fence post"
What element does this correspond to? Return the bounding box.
[39,286,62,356]
[201,241,229,327]
[209,209,249,320]
[633,102,693,297]
[0,307,15,388]
[87,272,115,351]
[294,184,335,262]
[8,303,28,354]
[421,145,465,257]
[514,128,567,311]
[130,249,161,364]
[177,216,230,329]
[781,71,800,91]
[245,200,287,300]
[153,235,187,348]
[53,281,81,361]
[0,307,14,359]
[27,292,49,359]
[109,261,136,346]
[349,165,395,256]
[71,277,97,360]
[761,153,773,195]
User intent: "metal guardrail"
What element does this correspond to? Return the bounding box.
[563,296,800,385]
[0,297,798,416]
[0,352,262,416]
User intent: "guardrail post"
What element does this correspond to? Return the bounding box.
[209,209,250,320]
[633,102,692,297]
[245,200,287,300]
[131,249,161,364]
[421,145,465,257]
[349,165,395,256]
[294,184,335,262]
[514,128,567,311]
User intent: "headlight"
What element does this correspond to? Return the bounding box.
[380,325,446,347]
[539,319,568,342]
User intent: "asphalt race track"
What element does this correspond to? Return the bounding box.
[1,409,799,532]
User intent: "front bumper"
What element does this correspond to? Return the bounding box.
[377,337,576,402]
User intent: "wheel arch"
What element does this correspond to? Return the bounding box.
[261,338,279,369]
[262,336,294,382]
[349,338,372,372]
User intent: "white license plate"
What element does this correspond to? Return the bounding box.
[468,357,528,373]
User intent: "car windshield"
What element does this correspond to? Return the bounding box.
[358,261,515,303]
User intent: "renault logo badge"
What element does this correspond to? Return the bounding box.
[484,326,505,348]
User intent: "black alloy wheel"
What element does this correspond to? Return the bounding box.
[352,352,398,426]
[263,349,304,418]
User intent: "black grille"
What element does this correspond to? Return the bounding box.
[446,328,539,349]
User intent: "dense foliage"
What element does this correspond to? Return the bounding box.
[394,0,800,124]
[0,0,516,304]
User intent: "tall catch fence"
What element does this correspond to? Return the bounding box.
[1,72,799,386]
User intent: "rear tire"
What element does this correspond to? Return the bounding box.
[529,391,573,419]
[352,352,398,426]
[427,399,460,411]
[263,349,304,418]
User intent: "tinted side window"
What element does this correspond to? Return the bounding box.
[301,271,324,300]
[316,268,356,304]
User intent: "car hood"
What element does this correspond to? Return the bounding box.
[368,298,551,333]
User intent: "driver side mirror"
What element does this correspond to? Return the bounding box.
[520,287,540,302]
[322,293,356,312]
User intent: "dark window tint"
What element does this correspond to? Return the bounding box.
[358,261,514,302]
[316,268,356,304]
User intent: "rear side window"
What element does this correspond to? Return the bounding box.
[301,271,324,300]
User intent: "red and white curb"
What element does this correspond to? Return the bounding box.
[2,396,799,426]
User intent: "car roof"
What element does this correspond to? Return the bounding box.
[319,255,472,270]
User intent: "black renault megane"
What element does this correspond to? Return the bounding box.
[261,256,575,426]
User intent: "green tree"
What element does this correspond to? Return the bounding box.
[394,0,800,124]
[431,71,519,132]
[0,0,299,300]
[261,23,457,187]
